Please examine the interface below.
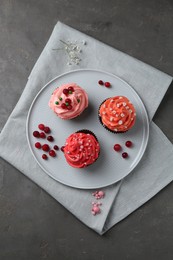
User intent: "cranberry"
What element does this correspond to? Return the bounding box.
[47,135,54,142]
[42,154,48,160]
[49,150,56,157]
[35,142,41,149]
[42,144,50,152]
[105,82,111,87]
[61,103,67,109]
[122,152,128,158]
[68,86,74,92]
[65,98,71,104]
[125,141,132,147]
[67,105,72,110]
[98,80,104,85]
[44,126,51,133]
[40,132,46,138]
[61,146,65,152]
[114,144,121,151]
[63,89,69,95]
[33,131,40,138]
[54,145,59,150]
[38,124,45,130]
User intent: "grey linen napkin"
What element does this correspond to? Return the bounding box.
[0,22,172,235]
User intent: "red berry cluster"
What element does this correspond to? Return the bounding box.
[98,80,111,88]
[113,141,133,159]
[59,86,74,110]
[33,124,60,160]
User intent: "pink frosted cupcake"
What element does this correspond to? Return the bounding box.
[49,83,88,119]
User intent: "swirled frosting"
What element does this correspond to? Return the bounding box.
[99,96,136,132]
[64,132,100,168]
[49,83,88,119]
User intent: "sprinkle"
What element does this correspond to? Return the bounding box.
[55,101,59,105]
[67,151,70,154]
[103,104,106,108]
[102,112,106,115]
[126,106,129,109]
[77,99,80,103]
[118,120,123,125]
[110,99,114,102]
[116,104,120,108]
[65,102,69,106]
[59,97,62,101]
[121,113,125,117]
[124,126,127,129]
[110,117,114,122]
[80,145,84,149]
[123,102,126,106]
[129,109,132,113]
[69,90,72,94]
[114,128,118,132]
[109,108,113,111]
[112,111,116,114]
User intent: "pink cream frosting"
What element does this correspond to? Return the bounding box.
[49,83,88,119]
[64,132,100,168]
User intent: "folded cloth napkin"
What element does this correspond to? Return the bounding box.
[0,22,172,235]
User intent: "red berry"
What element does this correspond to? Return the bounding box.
[38,124,45,130]
[65,98,71,104]
[44,126,50,133]
[47,135,54,142]
[49,150,56,157]
[105,82,111,87]
[122,152,128,158]
[68,86,74,92]
[125,141,132,147]
[42,144,50,152]
[33,131,40,138]
[42,154,48,160]
[40,132,46,138]
[61,146,65,152]
[114,144,121,151]
[35,142,41,149]
[61,103,67,109]
[54,145,59,150]
[98,80,104,85]
[67,105,72,110]
[63,89,69,95]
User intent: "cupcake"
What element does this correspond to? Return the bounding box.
[63,130,100,168]
[49,83,88,119]
[99,96,136,133]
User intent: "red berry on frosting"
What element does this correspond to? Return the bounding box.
[54,145,59,150]
[98,80,104,85]
[105,82,111,87]
[68,86,74,92]
[63,89,69,95]
[38,124,45,130]
[122,152,128,158]
[33,131,40,138]
[47,136,54,142]
[61,103,66,109]
[65,98,71,104]
[67,105,72,110]
[114,144,121,151]
[42,144,50,152]
[42,154,48,160]
[125,141,132,147]
[35,142,41,149]
[44,126,51,133]
[40,132,46,138]
[49,150,56,157]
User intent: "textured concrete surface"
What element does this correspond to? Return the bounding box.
[0,0,173,259]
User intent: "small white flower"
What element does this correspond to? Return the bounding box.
[118,120,123,125]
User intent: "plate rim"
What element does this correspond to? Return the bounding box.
[26,68,150,189]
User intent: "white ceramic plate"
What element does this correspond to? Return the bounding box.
[26,69,149,189]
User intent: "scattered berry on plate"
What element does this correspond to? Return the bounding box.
[54,145,59,150]
[42,144,50,152]
[125,141,132,147]
[98,80,104,85]
[40,132,46,138]
[42,154,48,160]
[114,144,121,151]
[49,150,56,157]
[122,152,128,158]
[61,146,65,152]
[38,124,45,130]
[47,136,54,142]
[35,142,41,149]
[33,131,40,138]
[104,82,111,88]
[44,126,51,133]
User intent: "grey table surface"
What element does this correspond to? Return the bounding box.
[0,0,173,259]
